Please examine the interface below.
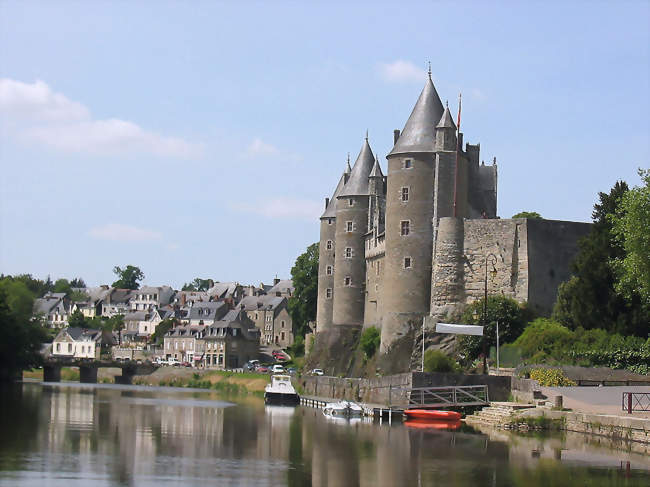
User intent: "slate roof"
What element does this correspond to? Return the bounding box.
[321,168,348,219]
[124,311,148,322]
[187,301,228,322]
[436,105,456,129]
[59,327,103,342]
[206,282,239,299]
[239,295,285,311]
[338,137,375,197]
[369,156,384,178]
[267,279,294,296]
[389,74,444,156]
[33,293,66,314]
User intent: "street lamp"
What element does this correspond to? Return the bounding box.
[482,253,497,374]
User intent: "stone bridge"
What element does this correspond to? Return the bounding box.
[43,359,157,384]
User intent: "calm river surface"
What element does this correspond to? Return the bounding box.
[0,382,648,486]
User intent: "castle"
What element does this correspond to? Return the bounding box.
[315,71,591,357]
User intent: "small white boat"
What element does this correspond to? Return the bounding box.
[264,375,300,405]
[323,400,364,418]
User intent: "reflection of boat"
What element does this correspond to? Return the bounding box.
[323,401,364,417]
[404,419,461,431]
[403,409,461,421]
[264,375,300,405]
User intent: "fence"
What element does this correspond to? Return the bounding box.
[622,392,650,413]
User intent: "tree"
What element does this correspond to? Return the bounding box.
[69,277,86,288]
[288,243,319,338]
[0,279,35,320]
[53,278,72,295]
[68,310,88,328]
[512,211,542,219]
[112,265,144,290]
[181,278,213,292]
[553,181,648,336]
[456,296,531,364]
[610,169,650,304]
[360,327,380,358]
[0,283,47,381]
[151,318,175,345]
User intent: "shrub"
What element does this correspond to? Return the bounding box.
[513,318,573,363]
[360,327,380,358]
[529,368,576,387]
[423,350,459,373]
[287,335,305,358]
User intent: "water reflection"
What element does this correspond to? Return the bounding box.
[0,383,648,486]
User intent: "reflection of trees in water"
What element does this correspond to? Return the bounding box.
[0,384,41,471]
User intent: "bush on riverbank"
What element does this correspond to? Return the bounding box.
[528,368,576,386]
[504,318,649,375]
[424,350,461,373]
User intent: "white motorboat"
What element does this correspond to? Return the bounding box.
[322,400,364,418]
[264,375,300,405]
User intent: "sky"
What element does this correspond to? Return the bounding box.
[1,1,648,289]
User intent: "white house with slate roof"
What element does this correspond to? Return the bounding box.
[33,292,68,328]
[52,327,114,360]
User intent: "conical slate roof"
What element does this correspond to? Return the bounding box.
[338,137,375,197]
[436,104,456,129]
[320,169,348,219]
[369,156,384,178]
[388,75,444,156]
[345,155,352,175]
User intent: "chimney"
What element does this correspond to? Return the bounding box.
[325,197,329,209]
[393,129,400,144]
[273,278,280,285]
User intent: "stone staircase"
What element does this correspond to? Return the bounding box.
[465,402,536,427]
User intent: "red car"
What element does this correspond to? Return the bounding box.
[257,366,269,373]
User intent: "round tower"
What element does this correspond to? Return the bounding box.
[332,137,375,326]
[380,73,444,352]
[316,161,349,333]
[431,216,465,316]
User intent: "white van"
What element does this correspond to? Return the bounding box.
[271,364,285,374]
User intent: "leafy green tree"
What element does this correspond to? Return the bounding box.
[288,243,318,338]
[0,279,35,320]
[53,278,72,295]
[69,277,86,288]
[553,181,648,336]
[456,296,531,364]
[68,310,88,328]
[360,327,380,358]
[181,278,214,292]
[512,318,573,363]
[512,211,542,219]
[112,265,144,290]
[0,284,47,381]
[151,318,175,345]
[610,168,650,304]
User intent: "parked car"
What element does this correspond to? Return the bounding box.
[155,357,168,366]
[257,366,269,373]
[310,368,324,376]
[287,367,297,376]
[180,361,191,367]
[271,364,285,374]
[167,358,180,366]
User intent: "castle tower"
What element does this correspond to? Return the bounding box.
[368,156,385,232]
[316,162,349,333]
[381,73,444,352]
[332,137,375,326]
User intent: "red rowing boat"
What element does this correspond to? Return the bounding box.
[403,409,462,421]
[404,419,461,430]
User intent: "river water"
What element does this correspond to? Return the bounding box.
[0,382,648,486]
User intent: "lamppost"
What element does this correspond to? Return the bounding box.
[482,253,498,374]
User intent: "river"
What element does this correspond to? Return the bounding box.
[0,382,648,486]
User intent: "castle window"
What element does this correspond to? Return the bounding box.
[326,288,332,299]
[404,257,412,269]
[401,187,409,202]
[344,247,352,258]
[400,220,410,236]
[326,240,332,250]
[344,276,352,286]
[403,159,412,169]
[326,265,333,275]
[346,221,353,232]
[348,198,354,206]
[328,218,333,225]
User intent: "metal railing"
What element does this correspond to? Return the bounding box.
[407,385,489,408]
[622,392,650,413]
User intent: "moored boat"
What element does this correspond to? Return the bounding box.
[404,419,461,430]
[403,409,462,421]
[264,375,300,405]
[323,400,364,418]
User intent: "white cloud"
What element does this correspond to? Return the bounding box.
[88,223,162,242]
[0,78,203,158]
[246,137,279,157]
[232,197,322,220]
[378,60,427,83]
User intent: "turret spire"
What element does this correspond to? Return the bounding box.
[345,153,352,174]
[338,137,375,197]
[369,155,384,178]
[388,74,444,156]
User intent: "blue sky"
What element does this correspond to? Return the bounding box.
[1,1,648,289]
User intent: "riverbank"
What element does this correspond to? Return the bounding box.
[23,367,270,394]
